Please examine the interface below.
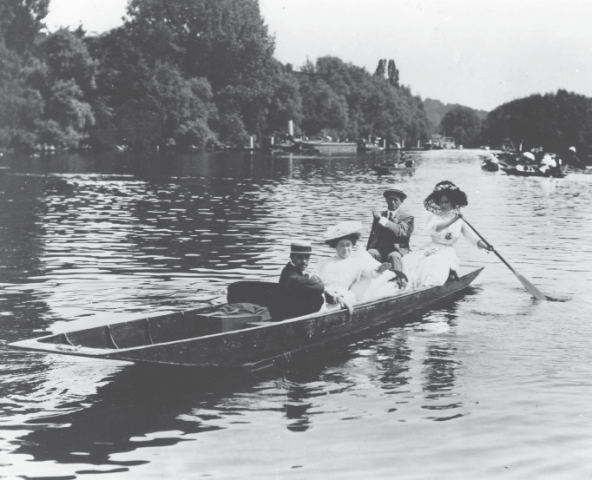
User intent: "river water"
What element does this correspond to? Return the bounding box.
[0,149,591,479]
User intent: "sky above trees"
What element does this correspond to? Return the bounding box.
[45,0,592,112]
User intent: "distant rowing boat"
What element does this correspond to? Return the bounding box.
[6,268,483,369]
[501,165,565,178]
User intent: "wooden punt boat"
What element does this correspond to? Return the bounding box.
[7,268,483,369]
[481,160,500,172]
[501,165,565,178]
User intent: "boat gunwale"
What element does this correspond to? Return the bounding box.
[8,268,484,358]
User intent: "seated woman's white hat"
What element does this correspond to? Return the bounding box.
[290,240,312,254]
[522,152,535,161]
[324,221,365,243]
[569,146,576,152]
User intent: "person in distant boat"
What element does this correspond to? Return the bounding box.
[273,240,326,321]
[402,181,491,290]
[367,188,414,272]
[516,151,537,172]
[564,146,585,169]
[539,153,559,175]
[315,221,397,315]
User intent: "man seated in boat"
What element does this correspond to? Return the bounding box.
[516,151,537,172]
[484,154,499,165]
[272,240,326,321]
[367,188,414,272]
[563,146,585,169]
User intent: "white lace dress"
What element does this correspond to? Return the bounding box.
[402,212,480,289]
[314,249,397,304]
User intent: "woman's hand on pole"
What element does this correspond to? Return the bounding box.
[477,240,493,252]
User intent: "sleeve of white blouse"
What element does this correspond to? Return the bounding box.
[425,213,439,234]
[461,220,480,246]
[357,250,382,279]
[313,258,325,280]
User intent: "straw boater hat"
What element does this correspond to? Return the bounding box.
[423,180,468,213]
[383,188,407,200]
[290,240,312,255]
[323,221,365,246]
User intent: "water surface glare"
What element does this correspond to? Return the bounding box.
[0,149,591,479]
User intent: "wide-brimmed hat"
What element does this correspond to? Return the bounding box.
[323,221,364,244]
[383,188,407,200]
[423,180,468,213]
[290,240,312,255]
[569,146,576,152]
[522,152,535,161]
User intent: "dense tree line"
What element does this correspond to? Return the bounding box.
[423,99,487,136]
[481,90,592,153]
[7,2,590,154]
[440,106,483,148]
[423,90,592,152]
[0,0,429,152]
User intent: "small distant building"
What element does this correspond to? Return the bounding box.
[430,135,455,149]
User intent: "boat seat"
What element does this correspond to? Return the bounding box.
[227,281,279,307]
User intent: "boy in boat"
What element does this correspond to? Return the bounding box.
[273,240,326,321]
[367,188,414,272]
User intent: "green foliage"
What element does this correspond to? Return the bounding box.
[295,56,428,144]
[265,62,303,134]
[374,59,386,78]
[86,28,216,150]
[126,0,276,91]
[42,28,98,93]
[38,79,94,147]
[0,0,49,53]
[387,60,399,87]
[116,97,162,150]
[33,29,98,148]
[152,65,216,149]
[440,106,482,147]
[482,90,592,152]
[217,112,249,146]
[0,40,44,149]
[423,98,487,136]
[124,0,275,144]
[0,0,450,152]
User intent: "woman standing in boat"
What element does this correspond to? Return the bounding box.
[314,221,393,314]
[402,181,491,289]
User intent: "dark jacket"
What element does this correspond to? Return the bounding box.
[366,208,414,256]
[272,262,325,321]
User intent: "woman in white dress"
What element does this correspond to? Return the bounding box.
[314,221,393,314]
[402,181,491,289]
